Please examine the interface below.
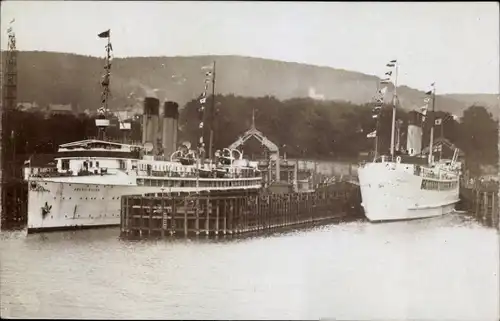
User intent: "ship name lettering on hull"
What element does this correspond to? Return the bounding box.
[73,188,100,192]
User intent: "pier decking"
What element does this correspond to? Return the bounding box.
[459,182,499,229]
[120,181,362,238]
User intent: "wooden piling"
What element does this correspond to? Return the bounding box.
[460,182,499,230]
[120,183,362,239]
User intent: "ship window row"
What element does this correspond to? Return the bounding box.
[136,178,260,188]
[139,163,197,174]
[137,165,258,179]
[421,179,458,191]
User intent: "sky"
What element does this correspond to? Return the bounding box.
[1,1,499,94]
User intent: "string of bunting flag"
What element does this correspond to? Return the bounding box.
[7,19,16,50]
[97,29,113,117]
[197,63,214,158]
[367,59,397,139]
[418,82,435,123]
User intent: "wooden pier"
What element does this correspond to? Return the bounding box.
[120,182,362,238]
[459,182,499,229]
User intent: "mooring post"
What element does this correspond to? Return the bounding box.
[475,189,480,220]
[161,195,165,238]
[149,197,154,236]
[195,197,200,236]
[120,196,125,234]
[223,199,227,235]
[184,198,188,237]
[139,196,144,237]
[228,198,234,234]
[492,193,499,229]
[205,197,210,236]
[215,198,220,235]
[170,197,176,236]
[482,192,488,223]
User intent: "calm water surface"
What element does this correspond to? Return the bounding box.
[1,214,499,320]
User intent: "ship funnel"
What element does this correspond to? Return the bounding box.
[406,111,422,156]
[162,101,179,157]
[142,97,160,153]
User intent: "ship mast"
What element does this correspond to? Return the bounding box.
[199,62,215,163]
[389,60,398,161]
[208,60,216,162]
[96,29,112,141]
[427,83,436,164]
[371,60,397,161]
[372,81,382,161]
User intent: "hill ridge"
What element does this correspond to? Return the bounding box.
[2,50,497,118]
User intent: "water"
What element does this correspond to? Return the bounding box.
[1,214,498,320]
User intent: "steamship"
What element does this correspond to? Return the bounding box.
[358,60,461,222]
[26,98,263,233]
[25,32,263,233]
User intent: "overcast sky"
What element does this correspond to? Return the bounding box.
[1,1,498,94]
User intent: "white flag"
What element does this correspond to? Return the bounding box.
[367,130,377,138]
[201,64,213,70]
[199,97,207,104]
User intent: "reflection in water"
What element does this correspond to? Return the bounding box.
[1,214,498,320]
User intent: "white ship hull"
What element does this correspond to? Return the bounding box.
[27,174,262,233]
[358,162,460,222]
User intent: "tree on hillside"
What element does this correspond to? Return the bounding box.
[456,105,499,168]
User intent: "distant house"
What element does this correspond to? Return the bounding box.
[113,110,135,122]
[23,154,58,181]
[17,101,39,111]
[47,104,73,115]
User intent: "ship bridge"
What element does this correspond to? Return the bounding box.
[58,139,143,153]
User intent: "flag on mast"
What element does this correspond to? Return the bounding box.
[366,130,377,138]
[386,59,397,67]
[425,82,435,95]
[378,86,388,95]
[98,29,110,38]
